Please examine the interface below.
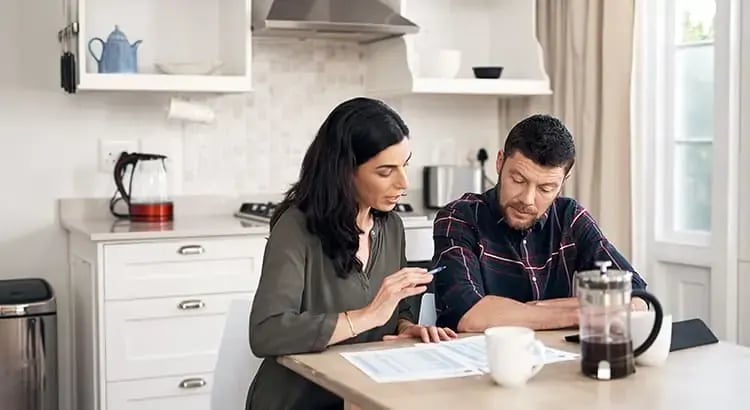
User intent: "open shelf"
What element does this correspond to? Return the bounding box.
[385,78,551,97]
[366,0,551,97]
[72,0,252,92]
[78,73,251,92]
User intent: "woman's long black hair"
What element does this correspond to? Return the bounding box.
[271,97,409,278]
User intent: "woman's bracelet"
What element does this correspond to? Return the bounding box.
[344,311,358,337]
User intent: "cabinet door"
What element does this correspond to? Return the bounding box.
[106,373,213,410]
[105,292,253,380]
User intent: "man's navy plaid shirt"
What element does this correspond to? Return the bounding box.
[432,187,647,330]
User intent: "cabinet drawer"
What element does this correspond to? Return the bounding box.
[104,236,265,300]
[105,293,253,381]
[106,373,213,410]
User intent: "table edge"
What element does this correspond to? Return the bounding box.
[277,355,389,410]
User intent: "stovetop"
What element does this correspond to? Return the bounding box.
[234,201,426,223]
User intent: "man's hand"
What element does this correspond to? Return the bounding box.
[527,297,579,308]
[458,296,579,332]
[528,296,648,312]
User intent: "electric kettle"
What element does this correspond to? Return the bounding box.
[110,152,173,222]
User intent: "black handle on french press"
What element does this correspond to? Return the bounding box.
[630,289,664,357]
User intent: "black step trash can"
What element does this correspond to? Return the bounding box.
[0,278,58,410]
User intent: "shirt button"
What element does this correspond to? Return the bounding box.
[532,276,537,282]
[522,239,527,245]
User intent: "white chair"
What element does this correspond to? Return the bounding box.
[211,298,263,410]
[418,292,437,326]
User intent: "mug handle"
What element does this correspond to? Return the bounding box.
[529,340,546,378]
[631,289,664,357]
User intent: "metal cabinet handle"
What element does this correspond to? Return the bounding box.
[178,378,207,389]
[177,245,205,255]
[177,299,205,310]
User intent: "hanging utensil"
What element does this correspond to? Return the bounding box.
[67,35,77,93]
[58,0,78,93]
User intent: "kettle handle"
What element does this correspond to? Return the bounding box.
[112,151,138,205]
[631,289,664,357]
[88,37,105,63]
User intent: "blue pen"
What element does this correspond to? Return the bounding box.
[426,265,447,275]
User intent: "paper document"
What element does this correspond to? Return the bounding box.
[341,345,483,383]
[341,336,579,383]
[434,336,580,372]
[436,336,492,372]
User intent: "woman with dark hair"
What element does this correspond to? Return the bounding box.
[246,97,456,410]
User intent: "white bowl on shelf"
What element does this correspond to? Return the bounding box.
[155,61,224,75]
[416,49,462,79]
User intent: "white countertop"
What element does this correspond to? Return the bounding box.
[62,215,270,242]
[59,195,434,242]
[62,215,433,242]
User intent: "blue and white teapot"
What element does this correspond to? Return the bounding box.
[88,25,142,73]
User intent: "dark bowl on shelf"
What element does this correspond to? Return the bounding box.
[472,66,504,79]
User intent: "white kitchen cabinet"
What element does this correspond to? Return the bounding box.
[60,0,252,92]
[66,233,265,410]
[366,0,551,97]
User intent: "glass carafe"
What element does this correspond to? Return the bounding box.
[130,156,169,203]
[576,261,663,380]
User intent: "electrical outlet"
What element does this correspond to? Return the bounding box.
[99,139,139,173]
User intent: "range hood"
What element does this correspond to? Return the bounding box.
[252,0,419,43]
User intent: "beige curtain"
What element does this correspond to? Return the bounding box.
[498,0,636,258]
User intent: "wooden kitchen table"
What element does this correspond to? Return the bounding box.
[278,330,750,410]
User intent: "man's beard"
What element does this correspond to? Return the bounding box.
[501,203,539,231]
[496,179,541,231]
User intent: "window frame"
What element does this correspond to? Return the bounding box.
[643,0,714,248]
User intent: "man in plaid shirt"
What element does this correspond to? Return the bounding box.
[432,115,648,332]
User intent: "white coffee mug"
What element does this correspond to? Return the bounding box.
[631,311,672,367]
[484,326,545,387]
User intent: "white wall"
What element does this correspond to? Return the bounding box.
[0,2,501,408]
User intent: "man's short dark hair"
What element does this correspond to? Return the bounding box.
[503,114,576,173]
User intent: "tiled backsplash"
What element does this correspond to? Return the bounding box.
[160,38,501,197]
[178,38,368,195]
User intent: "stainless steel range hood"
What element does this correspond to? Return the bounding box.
[252,0,419,44]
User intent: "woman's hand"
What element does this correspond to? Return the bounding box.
[355,268,433,330]
[384,323,458,343]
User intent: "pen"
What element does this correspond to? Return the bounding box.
[426,265,447,275]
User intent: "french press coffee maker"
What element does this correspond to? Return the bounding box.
[576,261,663,380]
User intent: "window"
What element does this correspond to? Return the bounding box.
[670,0,715,233]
